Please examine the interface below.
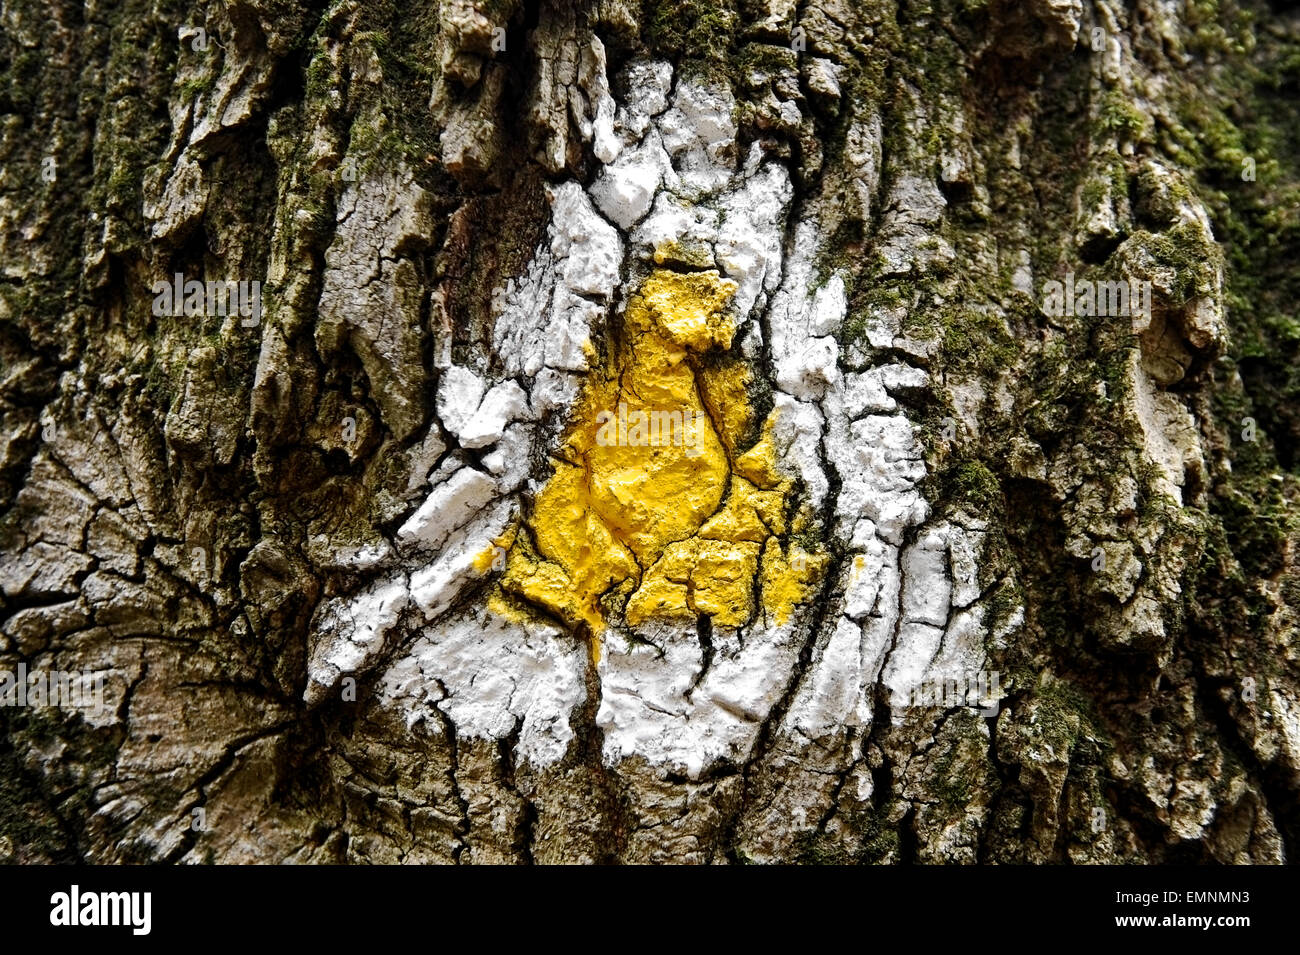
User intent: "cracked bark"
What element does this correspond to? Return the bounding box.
[1,0,1298,865]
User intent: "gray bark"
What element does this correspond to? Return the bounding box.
[0,0,1297,864]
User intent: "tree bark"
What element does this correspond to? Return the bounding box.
[1,0,1297,864]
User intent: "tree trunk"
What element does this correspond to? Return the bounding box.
[1,0,1297,864]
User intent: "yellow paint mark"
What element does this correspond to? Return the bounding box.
[760,541,831,626]
[697,358,754,458]
[472,526,517,574]
[626,538,762,627]
[699,476,784,543]
[636,269,737,352]
[494,267,826,659]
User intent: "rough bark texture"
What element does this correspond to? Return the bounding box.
[1,0,1297,864]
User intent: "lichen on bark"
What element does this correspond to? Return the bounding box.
[0,0,1296,864]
